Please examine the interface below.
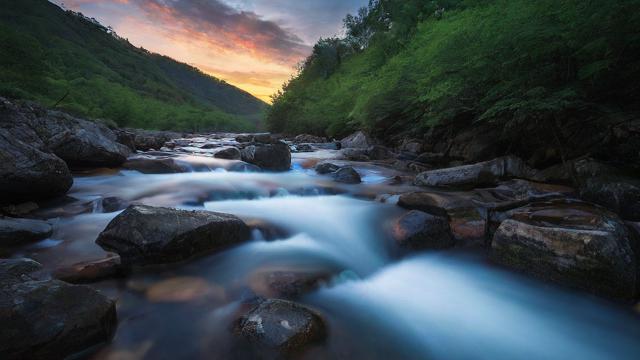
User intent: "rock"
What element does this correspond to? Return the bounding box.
[293,134,327,143]
[398,139,425,155]
[127,129,181,151]
[0,129,73,202]
[398,180,574,247]
[213,146,242,160]
[315,162,341,175]
[0,202,39,217]
[100,197,130,213]
[113,129,137,151]
[0,217,53,247]
[338,148,370,162]
[233,299,326,356]
[248,270,331,299]
[53,253,124,284]
[491,201,638,299]
[579,176,640,221]
[367,145,394,160]
[96,205,251,266]
[46,128,131,167]
[333,167,361,184]
[123,156,190,174]
[340,131,375,149]
[241,143,291,172]
[393,210,454,250]
[414,156,534,188]
[0,258,117,360]
[254,133,283,144]
[292,143,314,153]
[413,152,453,168]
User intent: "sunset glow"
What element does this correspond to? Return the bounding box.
[53,0,365,102]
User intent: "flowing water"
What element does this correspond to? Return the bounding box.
[9,138,640,359]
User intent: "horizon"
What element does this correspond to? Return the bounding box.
[51,0,367,103]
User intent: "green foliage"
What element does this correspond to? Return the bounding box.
[0,0,266,131]
[267,0,640,138]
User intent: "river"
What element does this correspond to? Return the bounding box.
[9,136,640,359]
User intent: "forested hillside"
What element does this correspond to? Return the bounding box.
[267,0,640,140]
[0,0,267,131]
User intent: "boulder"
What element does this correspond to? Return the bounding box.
[96,205,251,266]
[367,145,394,160]
[292,143,314,153]
[340,131,375,149]
[233,299,326,356]
[338,148,370,162]
[0,258,117,360]
[315,162,340,175]
[113,129,137,151]
[46,128,131,167]
[491,200,638,299]
[398,139,425,155]
[393,210,454,250]
[414,156,534,188]
[0,217,53,247]
[333,167,362,184]
[241,143,291,172]
[127,129,180,151]
[0,129,73,202]
[293,134,327,144]
[213,147,242,160]
[53,253,125,284]
[579,176,640,221]
[123,156,190,174]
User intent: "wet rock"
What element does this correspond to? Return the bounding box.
[393,210,454,250]
[338,148,370,162]
[579,176,640,221]
[315,162,341,175]
[113,129,137,151]
[213,146,242,160]
[248,270,331,299]
[333,167,361,184]
[491,200,638,299]
[100,197,130,213]
[0,128,73,202]
[367,145,394,160]
[246,219,291,241]
[0,217,53,247]
[241,143,291,172]
[291,143,314,153]
[96,205,251,266]
[25,112,127,167]
[0,258,117,360]
[340,131,375,149]
[398,139,425,155]
[127,129,181,151]
[0,202,39,217]
[293,134,327,144]
[414,156,534,188]
[53,253,125,284]
[233,299,326,356]
[123,156,190,174]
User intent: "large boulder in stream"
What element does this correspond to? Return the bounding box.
[414,156,535,188]
[340,131,375,149]
[123,155,190,174]
[233,299,326,357]
[241,143,291,171]
[393,210,454,250]
[0,258,117,360]
[96,205,251,266]
[0,128,73,202]
[333,166,362,184]
[491,200,638,299]
[0,217,53,247]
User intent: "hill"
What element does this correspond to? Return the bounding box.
[0,0,267,131]
[267,0,640,150]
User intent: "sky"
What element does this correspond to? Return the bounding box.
[51,0,366,102]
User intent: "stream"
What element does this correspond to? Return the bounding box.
[9,136,640,360]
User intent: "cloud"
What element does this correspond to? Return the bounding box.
[133,0,311,65]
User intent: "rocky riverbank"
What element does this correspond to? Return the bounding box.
[1,97,640,358]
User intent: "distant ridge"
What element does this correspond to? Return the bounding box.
[0,0,268,131]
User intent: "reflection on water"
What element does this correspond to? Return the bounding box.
[10,148,640,359]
